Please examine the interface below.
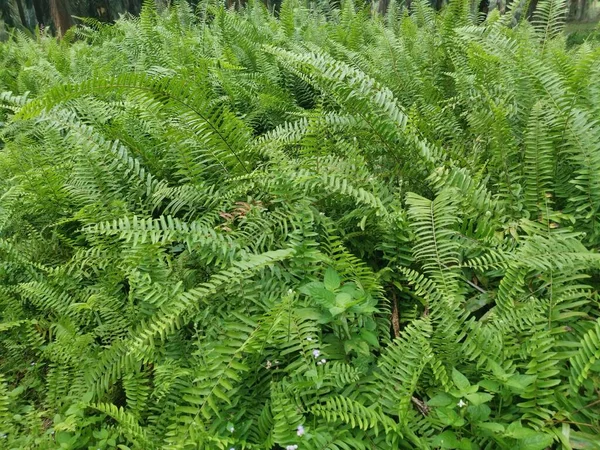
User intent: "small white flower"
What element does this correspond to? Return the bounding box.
[286,445,299,450]
[457,399,467,408]
[266,360,272,369]
[297,424,305,436]
[317,361,322,365]
[287,289,294,295]
[320,359,326,364]
[30,362,35,366]
[227,424,235,433]
[306,337,313,341]
[312,349,320,358]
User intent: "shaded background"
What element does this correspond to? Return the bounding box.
[0,0,599,36]
[0,0,146,35]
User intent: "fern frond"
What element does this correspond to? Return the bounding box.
[523,102,555,216]
[406,190,461,296]
[92,402,153,448]
[532,0,567,50]
[570,317,600,388]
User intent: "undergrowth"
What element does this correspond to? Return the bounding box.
[0,0,600,448]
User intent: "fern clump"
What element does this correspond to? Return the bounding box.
[1,0,600,448]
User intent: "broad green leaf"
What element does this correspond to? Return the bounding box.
[506,374,537,391]
[437,408,465,427]
[507,422,540,439]
[465,392,493,406]
[478,380,501,392]
[55,431,75,445]
[324,267,341,291]
[310,287,336,306]
[477,422,505,433]
[452,368,471,391]
[515,433,554,450]
[427,393,454,407]
[487,360,507,379]
[328,306,346,316]
[359,329,379,347]
[466,403,491,422]
[335,292,354,308]
[569,430,600,449]
[457,438,477,450]
[432,430,460,448]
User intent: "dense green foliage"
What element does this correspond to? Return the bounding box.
[1,0,600,448]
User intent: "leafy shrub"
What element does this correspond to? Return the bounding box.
[1,0,600,448]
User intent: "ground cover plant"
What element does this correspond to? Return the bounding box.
[1,0,600,448]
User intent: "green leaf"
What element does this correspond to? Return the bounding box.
[515,433,554,450]
[569,430,600,449]
[507,422,540,439]
[477,422,505,433]
[305,369,318,378]
[478,380,501,392]
[295,307,324,321]
[310,287,336,306]
[81,391,94,404]
[324,267,341,291]
[487,360,507,379]
[465,293,493,312]
[328,306,346,316]
[457,438,477,450]
[335,292,354,308]
[437,408,465,427]
[432,430,461,448]
[466,403,491,422]
[55,431,75,446]
[299,281,322,295]
[359,329,379,347]
[344,338,370,356]
[428,393,454,407]
[452,368,471,391]
[359,215,368,230]
[352,303,378,314]
[506,374,537,391]
[465,392,493,406]
[296,307,333,324]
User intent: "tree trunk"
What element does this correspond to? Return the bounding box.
[574,0,589,20]
[0,20,7,42]
[15,0,28,27]
[378,0,390,14]
[32,0,49,26]
[1,0,25,29]
[527,0,540,19]
[50,0,72,35]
